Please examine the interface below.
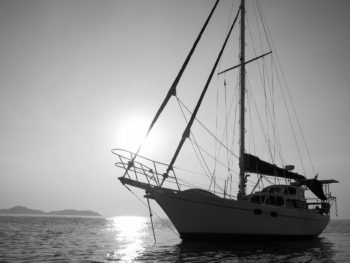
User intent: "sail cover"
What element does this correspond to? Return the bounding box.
[243,153,306,181]
[243,153,332,200]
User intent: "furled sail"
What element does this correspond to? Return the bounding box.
[243,153,306,181]
[243,153,338,200]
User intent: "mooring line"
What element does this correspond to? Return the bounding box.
[123,185,180,240]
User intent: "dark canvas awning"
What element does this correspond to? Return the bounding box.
[243,153,306,181]
[243,153,338,201]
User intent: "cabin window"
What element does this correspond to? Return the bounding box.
[286,199,293,207]
[295,200,307,209]
[266,196,284,206]
[286,199,306,209]
[284,187,296,195]
[250,195,266,204]
[268,187,284,194]
[276,197,284,206]
[269,187,281,193]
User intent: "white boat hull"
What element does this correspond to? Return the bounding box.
[148,187,329,240]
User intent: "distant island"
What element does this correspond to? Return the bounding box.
[0,206,101,217]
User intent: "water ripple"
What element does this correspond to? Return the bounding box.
[0,216,349,262]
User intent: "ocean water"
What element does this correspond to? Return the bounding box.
[0,215,349,262]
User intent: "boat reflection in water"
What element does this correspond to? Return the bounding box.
[106,216,148,262]
[101,216,338,262]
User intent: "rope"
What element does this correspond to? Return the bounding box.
[176,98,239,177]
[255,0,315,176]
[246,12,286,166]
[176,98,239,160]
[123,185,180,238]
[146,197,156,243]
[175,97,213,181]
[245,75,275,162]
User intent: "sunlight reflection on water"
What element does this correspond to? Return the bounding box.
[0,216,349,262]
[106,216,148,262]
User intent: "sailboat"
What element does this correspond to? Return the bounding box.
[113,0,338,240]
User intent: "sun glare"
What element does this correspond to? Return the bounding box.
[106,216,147,262]
[117,114,162,154]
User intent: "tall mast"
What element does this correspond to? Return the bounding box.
[238,0,246,200]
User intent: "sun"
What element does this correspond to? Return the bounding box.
[117,113,162,155]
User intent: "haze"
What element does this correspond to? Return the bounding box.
[0,0,349,218]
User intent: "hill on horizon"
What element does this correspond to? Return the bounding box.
[0,205,101,217]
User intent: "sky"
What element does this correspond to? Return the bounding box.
[0,0,350,218]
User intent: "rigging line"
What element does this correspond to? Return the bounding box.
[215,0,236,170]
[175,97,214,186]
[254,0,272,50]
[212,74,240,168]
[189,138,239,176]
[227,77,239,169]
[217,0,237,74]
[252,66,284,165]
[271,62,286,166]
[176,98,239,160]
[211,74,240,195]
[246,17,271,149]
[280,63,316,173]
[214,71,220,177]
[156,175,207,190]
[268,54,285,166]
[271,57,307,176]
[189,135,224,193]
[176,175,228,190]
[252,0,265,57]
[190,131,241,181]
[215,74,240,197]
[246,75,275,162]
[250,1,286,165]
[162,7,241,184]
[174,165,215,178]
[191,137,216,189]
[215,0,237,168]
[263,58,273,161]
[168,158,237,186]
[177,171,240,187]
[247,89,257,156]
[229,72,240,166]
[146,197,156,244]
[123,0,221,176]
[261,56,271,159]
[123,185,180,238]
[176,172,232,198]
[246,15,281,163]
[224,79,231,173]
[214,0,237,176]
[115,148,225,186]
[226,0,237,33]
[256,1,313,175]
[253,0,286,165]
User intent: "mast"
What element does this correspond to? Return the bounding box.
[238,0,246,200]
[160,8,241,186]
